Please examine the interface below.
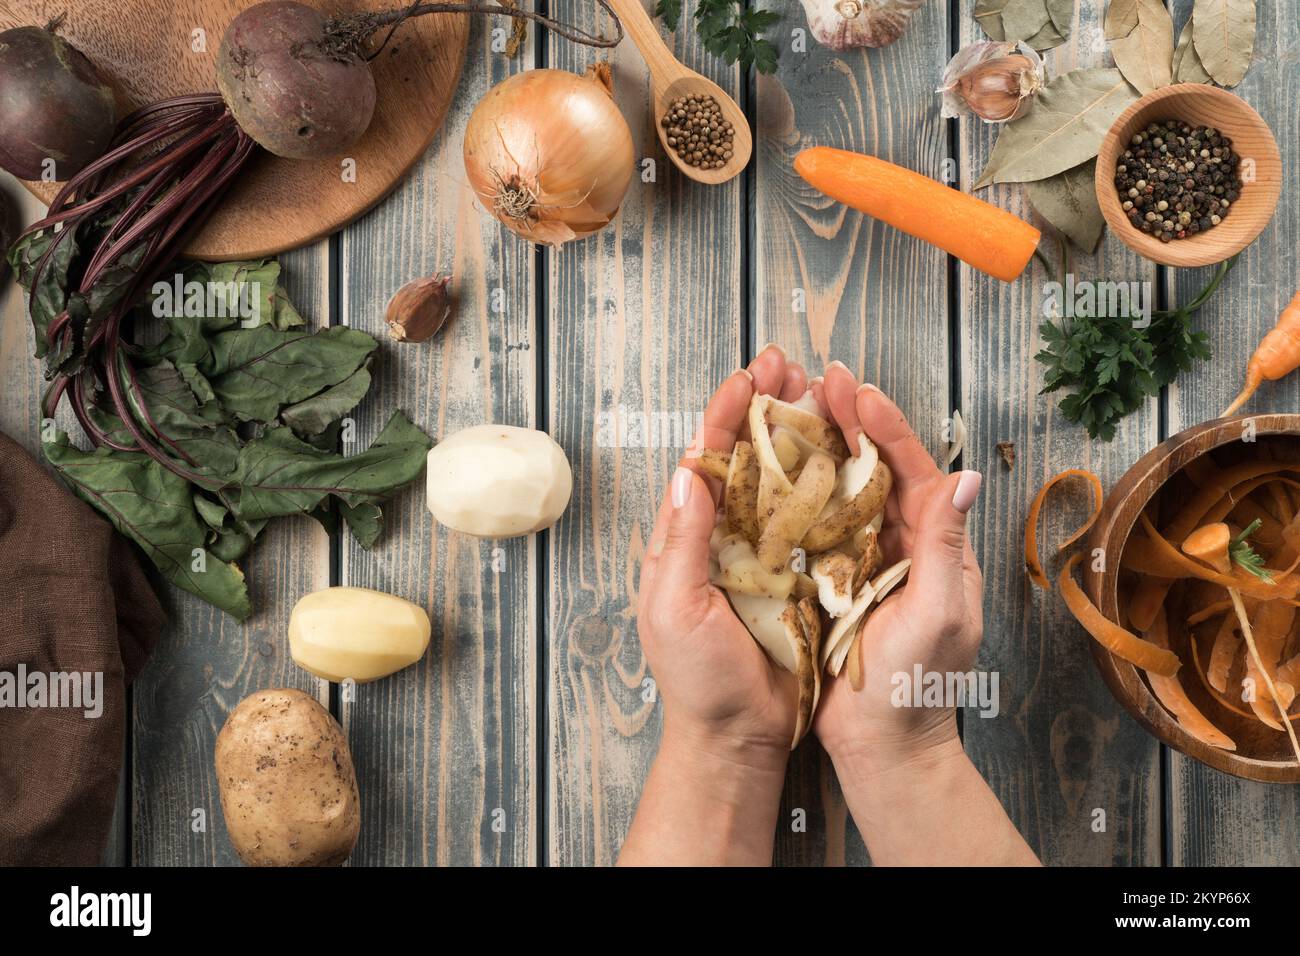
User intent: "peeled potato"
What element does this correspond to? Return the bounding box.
[289,586,431,683]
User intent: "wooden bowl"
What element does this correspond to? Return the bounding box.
[1087,414,1300,782]
[1094,84,1281,267]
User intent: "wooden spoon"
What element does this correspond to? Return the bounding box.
[605,0,752,185]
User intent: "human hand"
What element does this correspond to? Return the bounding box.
[636,345,815,769]
[811,363,985,773]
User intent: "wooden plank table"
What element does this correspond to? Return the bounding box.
[0,0,1295,866]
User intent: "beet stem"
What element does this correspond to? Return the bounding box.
[328,0,624,53]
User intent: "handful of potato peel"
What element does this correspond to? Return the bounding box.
[698,391,910,748]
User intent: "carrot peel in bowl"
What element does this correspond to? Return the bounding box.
[1142,607,1236,751]
[1025,469,1103,589]
[1058,554,1181,677]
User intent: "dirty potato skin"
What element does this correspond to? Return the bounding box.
[216,688,360,866]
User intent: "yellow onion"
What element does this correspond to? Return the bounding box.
[463,64,634,246]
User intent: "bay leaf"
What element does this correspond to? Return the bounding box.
[1002,0,1049,43]
[973,0,1008,40]
[975,69,1140,188]
[1026,159,1105,253]
[1192,0,1256,87]
[1045,0,1073,36]
[1104,0,1174,94]
[1172,16,1212,84]
[1025,17,1067,51]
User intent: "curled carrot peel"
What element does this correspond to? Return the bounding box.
[1025,469,1104,589]
[1168,461,1300,545]
[1143,607,1236,751]
[1222,290,1300,417]
[1137,513,1300,600]
[1228,589,1300,762]
[1187,598,1233,628]
[1207,611,1241,693]
[1058,554,1181,677]
[1190,635,1299,724]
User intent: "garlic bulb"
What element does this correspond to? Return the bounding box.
[798,0,924,51]
[937,41,1045,124]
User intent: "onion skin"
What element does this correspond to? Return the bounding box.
[216,1,377,160]
[463,66,634,246]
[0,26,116,181]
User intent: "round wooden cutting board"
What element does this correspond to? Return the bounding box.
[0,0,469,259]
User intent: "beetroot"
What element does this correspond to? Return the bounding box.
[0,25,116,181]
[7,0,621,489]
[216,2,377,160]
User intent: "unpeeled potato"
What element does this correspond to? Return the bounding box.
[215,689,360,867]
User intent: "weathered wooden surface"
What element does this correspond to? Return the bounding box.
[2,0,1297,867]
[752,0,952,866]
[1164,0,1300,866]
[336,18,537,867]
[544,6,742,866]
[956,0,1163,866]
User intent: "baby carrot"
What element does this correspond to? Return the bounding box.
[793,147,1041,283]
[1222,291,1300,417]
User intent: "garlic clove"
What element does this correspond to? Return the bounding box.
[799,0,923,51]
[386,273,453,343]
[938,41,1045,124]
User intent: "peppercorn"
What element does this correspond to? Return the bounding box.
[660,94,735,170]
[1114,119,1243,241]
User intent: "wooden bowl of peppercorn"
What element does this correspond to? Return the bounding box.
[1095,84,1281,268]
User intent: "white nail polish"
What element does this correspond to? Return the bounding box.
[671,467,693,509]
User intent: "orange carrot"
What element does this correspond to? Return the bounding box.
[1222,291,1300,416]
[1059,553,1181,677]
[1143,607,1236,751]
[1182,523,1232,574]
[793,147,1041,283]
[1024,469,1103,589]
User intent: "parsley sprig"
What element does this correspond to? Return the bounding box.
[1034,246,1236,442]
[1230,519,1273,583]
[655,0,780,75]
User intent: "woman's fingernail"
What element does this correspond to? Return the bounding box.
[671,467,694,509]
[827,360,850,373]
[737,367,754,381]
[857,382,881,395]
[760,342,786,359]
[952,470,983,513]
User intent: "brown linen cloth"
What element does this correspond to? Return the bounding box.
[0,430,165,865]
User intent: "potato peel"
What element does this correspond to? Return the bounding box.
[756,451,835,574]
[724,441,761,545]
